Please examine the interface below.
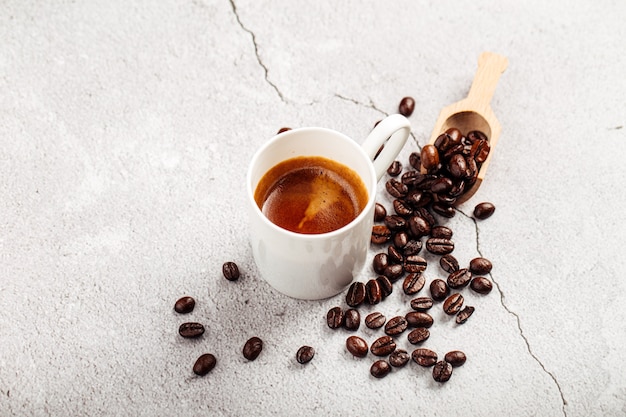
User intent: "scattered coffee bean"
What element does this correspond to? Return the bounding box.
[392,231,410,249]
[179,322,205,339]
[385,316,408,336]
[469,257,493,275]
[370,335,396,356]
[412,348,438,367]
[174,296,195,314]
[404,255,427,273]
[383,264,404,282]
[410,296,434,311]
[387,160,403,176]
[444,350,466,367]
[403,272,425,295]
[365,312,386,329]
[373,252,389,274]
[409,151,421,169]
[456,306,475,324]
[402,239,423,256]
[408,215,431,238]
[365,279,382,304]
[370,360,392,378]
[386,178,408,198]
[432,360,453,382]
[405,311,434,328]
[243,336,263,361]
[470,276,493,294]
[384,215,407,231]
[387,245,404,264]
[326,306,344,329]
[430,279,450,301]
[431,202,456,218]
[430,225,453,239]
[346,335,368,358]
[407,327,430,344]
[439,254,460,273]
[443,293,464,315]
[426,237,455,255]
[371,225,392,244]
[222,262,240,281]
[474,202,495,219]
[296,346,315,364]
[398,96,415,117]
[346,281,366,307]
[344,309,361,331]
[376,275,393,298]
[277,127,291,134]
[421,145,440,172]
[389,349,410,368]
[193,353,216,376]
[374,203,387,222]
[393,199,413,217]
[447,268,472,289]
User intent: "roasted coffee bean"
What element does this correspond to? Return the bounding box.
[373,253,389,274]
[371,225,392,244]
[222,262,240,281]
[430,279,450,301]
[439,254,459,273]
[408,215,431,238]
[370,360,392,378]
[447,153,468,179]
[409,151,421,169]
[443,293,464,315]
[296,346,316,364]
[421,144,440,172]
[407,327,430,344]
[402,239,423,256]
[344,308,361,331]
[374,203,387,222]
[393,199,413,217]
[346,336,368,358]
[383,264,404,282]
[388,245,404,264]
[405,311,434,328]
[277,127,292,134]
[445,127,463,144]
[384,215,407,231]
[436,193,457,205]
[365,279,382,304]
[346,281,366,307]
[404,255,427,273]
[405,189,428,208]
[431,202,455,218]
[371,335,397,356]
[430,225,453,239]
[470,137,490,163]
[386,178,408,198]
[365,312,386,329]
[431,177,453,194]
[389,349,410,368]
[444,350,466,367]
[387,160,403,176]
[467,130,488,143]
[469,257,493,275]
[403,272,425,295]
[410,296,434,311]
[474,202,495,219]
[456,306,475,324]
[448,180,466,197]
[174,296,195,314]
[466,157,478,180]
[432,360,453,382]
[470,276,493,294]
[385,316,408,336]
[415,207,436,227]
[243,337,263,360]
[401,170,423,187]
[326,306,344,329]
[193,353,216,376]
[426,237,455,255]
[434,132,453,152]
[398,96,415,117]
[179,322,205,338]
[393,231,409,250]
[376,275,393,298]
[447,268,472,289]
[412,348,438,367]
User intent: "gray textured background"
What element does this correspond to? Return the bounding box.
[1,0,625,416]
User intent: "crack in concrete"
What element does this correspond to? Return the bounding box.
[228,0,286,102]
[458,209,568,416]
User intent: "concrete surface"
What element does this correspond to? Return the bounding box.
[1,0,625,416]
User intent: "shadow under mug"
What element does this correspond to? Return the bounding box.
[246,114,411,300]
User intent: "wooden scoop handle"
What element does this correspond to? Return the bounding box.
[467,52,509,107]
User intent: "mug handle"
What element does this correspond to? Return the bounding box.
[361,114,411,181]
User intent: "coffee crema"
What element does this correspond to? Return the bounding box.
[254,156,368,234]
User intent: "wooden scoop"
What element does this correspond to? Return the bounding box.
[424,51,508,205]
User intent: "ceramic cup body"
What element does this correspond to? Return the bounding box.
[247,114,410,300]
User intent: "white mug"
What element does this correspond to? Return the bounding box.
[246,114,411,300]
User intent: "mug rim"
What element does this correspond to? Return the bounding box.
[246,126,378,240]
